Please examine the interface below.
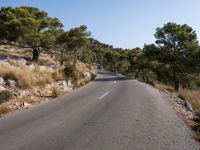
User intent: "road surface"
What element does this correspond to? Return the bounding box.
[0,72,199,150]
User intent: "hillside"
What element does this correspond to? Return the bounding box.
[0,45,97,116]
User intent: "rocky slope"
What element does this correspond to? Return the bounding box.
[0,45,97,116]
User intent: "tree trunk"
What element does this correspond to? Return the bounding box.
[173,69,179,91]
[32,47,40,62]
[135,69,140,78]
[174,78,180,91]
[60,49,64,66]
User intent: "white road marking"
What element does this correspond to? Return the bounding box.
[99,91,110,100]
[114,81,117,84]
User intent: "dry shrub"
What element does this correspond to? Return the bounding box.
[51,86,60,98]
[0,90,13,104]
[0,106,12,116]
[0,62,53,89]
[52,69,65,81]
[155,83,174,93]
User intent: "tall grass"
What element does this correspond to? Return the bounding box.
[0,62,53,89]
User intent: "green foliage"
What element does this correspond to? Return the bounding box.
[63,62,82,86]
[154,22,199,90]
[0,6,63,61]
[56,25,91,65]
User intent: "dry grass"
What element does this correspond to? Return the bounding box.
[0,106,12,116]
[154,83,174,93]
[52,69,65,81]
[51,86,60,98]
[155,83,200,112]
[178,89,200,112]
[0,62,53,89]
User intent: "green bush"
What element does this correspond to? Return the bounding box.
[138,69,157,86]
[63,63,82,86]
[0,90,13,104]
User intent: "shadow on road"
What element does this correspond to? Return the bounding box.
[94,76,133,82]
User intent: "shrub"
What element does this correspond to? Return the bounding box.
[0,106,12,116]
[51,87,60,98]
[0,90,13,104]
[137,69,157,86]
[52,69,65,81]
[63,62,82,86]
[0,62,53,89]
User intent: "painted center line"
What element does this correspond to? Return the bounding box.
[99,91,110,100]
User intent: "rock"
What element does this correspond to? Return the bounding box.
[21,102,31,109]
[19,90,30,98]
[0,78,5,85]
[175,98,186,106]
[33,88,42,96]
[67,80,72,87]
[58,81,67,87]
[185,101,193,112]
[0,85,6,91]
[187,111,194,119]
[195,112,200,117]
[6,79,16,88]
[83,71,91,78]
[13,103,20,109]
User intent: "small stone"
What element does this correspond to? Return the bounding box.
[22,102,31,109]
[83,71,91,78]
[195,112,200,117]
[19,90,30,98]
[6,79,16,88]
[67,80,72,87]
[0,78,5,85]
[58,81,67,87]
[0,85,6,91]
[185,101,193,112]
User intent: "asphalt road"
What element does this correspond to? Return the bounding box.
[0,72,199,150]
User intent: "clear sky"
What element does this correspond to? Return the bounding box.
[0,0,200,49]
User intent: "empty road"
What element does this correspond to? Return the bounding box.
[0,72,199,150]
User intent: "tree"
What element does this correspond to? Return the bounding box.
[0,6,63,62]
[104,50,120,72]
[154,22,199,90]
[56,25,90,65]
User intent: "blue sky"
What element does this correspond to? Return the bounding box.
[0,0,200,48]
